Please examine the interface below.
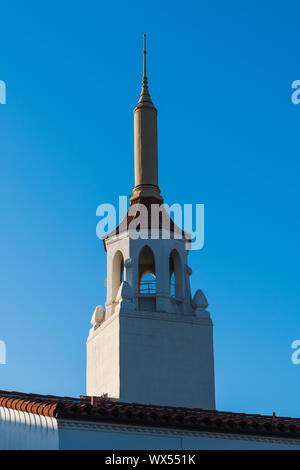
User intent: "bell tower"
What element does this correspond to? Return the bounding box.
[86,36,215,409]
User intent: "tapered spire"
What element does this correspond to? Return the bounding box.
[136,34,155,110]
[130,35,162,202]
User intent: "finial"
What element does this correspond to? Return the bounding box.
[143,34,147,81]
[136,33,154,109]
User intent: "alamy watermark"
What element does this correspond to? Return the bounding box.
[0,340,6,364]
[291,340,300,365]
[0,80,6,104]
[96,196,204,250]
[291,80,300,104]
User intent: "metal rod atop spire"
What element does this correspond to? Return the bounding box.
[136,33,154,109]
[143,34,147,81]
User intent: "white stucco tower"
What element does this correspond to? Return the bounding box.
[87,36,215,409]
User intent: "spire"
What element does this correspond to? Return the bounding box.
[130,34,162,202]
[136,34,155,109]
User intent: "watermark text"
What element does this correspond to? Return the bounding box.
[0,80,6,104]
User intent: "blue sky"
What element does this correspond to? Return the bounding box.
[1,0,300,417]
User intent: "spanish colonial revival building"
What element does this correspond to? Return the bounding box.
[1,37,299,450]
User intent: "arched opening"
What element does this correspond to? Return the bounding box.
[140,272,156,294]
[112,250,124,301]
[170,272,176,297]
[169,249,182,298]
[138,245,156,295]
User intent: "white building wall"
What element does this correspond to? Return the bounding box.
[119,310,215,409]
[0,408,58,450]
[87,308,215,408]
[87,310,120,398]
[58,420,300,450]
[1,412,299,450]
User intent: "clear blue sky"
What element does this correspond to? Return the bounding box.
[1,0,300,417]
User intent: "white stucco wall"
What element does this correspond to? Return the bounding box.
[87,310,120,399]
[119,310,215,409]
[58,420,300,450]
[0,408,58,450]
[1,412,299,450]
[87,307,215,409]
